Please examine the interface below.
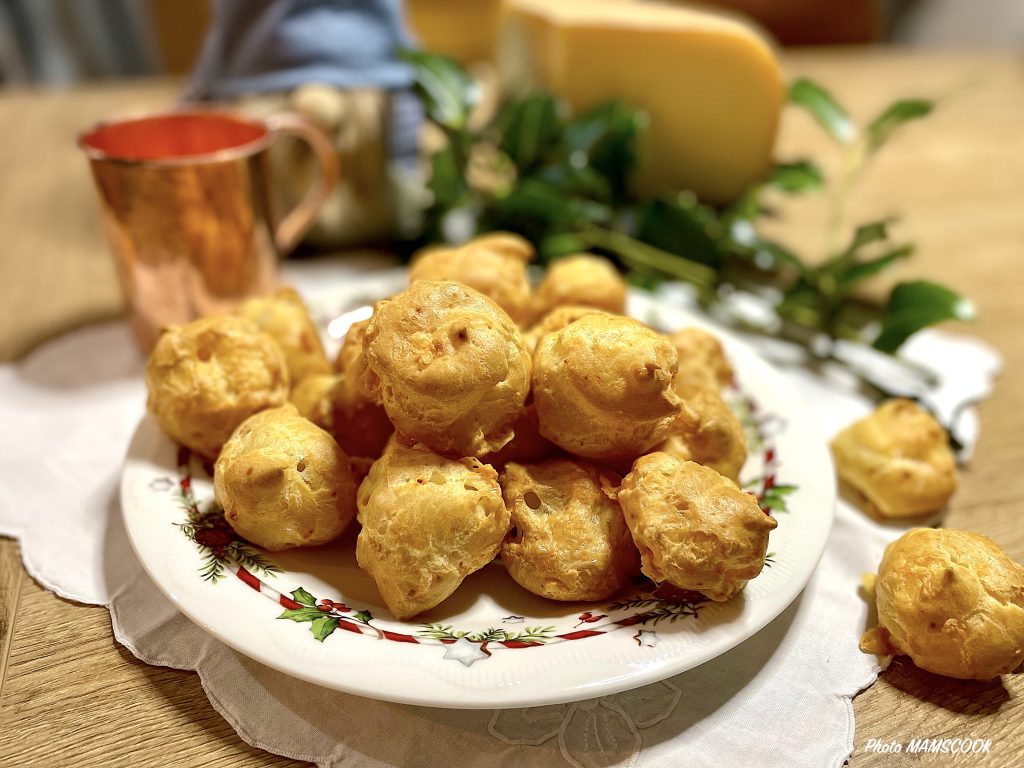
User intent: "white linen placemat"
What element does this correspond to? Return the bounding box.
[0,266,1000,768]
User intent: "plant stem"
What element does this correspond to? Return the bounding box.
[826,139,867,257]
[579,226,718,288]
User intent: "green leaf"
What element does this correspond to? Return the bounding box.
[484,178,611,242]
[756,239,807,274]
[538,231,588,259]
[767,160,824,193]
[837,244,914,293]
[867,99,934,152]
[728,219,808,275]
[278,607,323,623]
[720,185,809,274]
[532,163,612,202]
[822,219,894,277]
[636,195,724,268]
[560,100,644,202]
[426,143,467,210]
[353,609,374,624]
[400,49,476,132]
[844,219,892,255]
[625,268,664,291]
[496,90,563,171]
[873,280,976,353]
[776,279,824,328]
[310,616,339,642]
[722,186,763,223]
[761,484,797,512]
[788,78,857,143]
[290,587,317,607]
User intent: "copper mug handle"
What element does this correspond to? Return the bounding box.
[265,112,339,254]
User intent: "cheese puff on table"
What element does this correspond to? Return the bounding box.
[860,528,1024,680]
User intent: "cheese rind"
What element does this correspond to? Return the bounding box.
[499,0,783,203]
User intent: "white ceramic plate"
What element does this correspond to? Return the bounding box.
[121,280,835,709]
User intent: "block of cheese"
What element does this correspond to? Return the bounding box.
[498,0,783,203]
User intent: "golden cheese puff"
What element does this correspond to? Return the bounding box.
[659,390,747,482]
[619,453,777,601]
[409,234,534,324]
[355,441,510,619]
[333,318,380,402]
[333,317,364,373]
[860,528,1024,680]
[290,373,339,431]
[330,317,393,456]
[146,315,289,459]
[363,280,532,457]
[501,459,637,601]
[831,399,957,517]
[214,405,357,551]
[333,316,371,377]
[479,403,558,468]
[668,327,734,395]
[657,433,694,464]
[535,254,627,315]
[522,305,608,356]
[331,390,394,459]
[235,286,330,384]
[289,373,393,459]
[533,314,681,462]
[465,231,534,262]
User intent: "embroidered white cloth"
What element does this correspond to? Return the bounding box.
[0,265,1000,768]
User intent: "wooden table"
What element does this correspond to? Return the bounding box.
[1,50,1022,767]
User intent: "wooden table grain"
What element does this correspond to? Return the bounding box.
[1,50,1022,767]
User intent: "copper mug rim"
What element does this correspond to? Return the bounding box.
[78,104,341,351]
[78,105,339,255]
[78,108,278,168]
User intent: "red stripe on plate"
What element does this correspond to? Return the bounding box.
[236,567,260,591]
[556,630,604,640]
[381,630,419,643]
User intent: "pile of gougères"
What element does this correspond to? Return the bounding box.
[144,233,1023,681]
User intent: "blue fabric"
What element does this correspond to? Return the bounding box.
[188,0,415,99]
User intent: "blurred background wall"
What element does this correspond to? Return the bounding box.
[0,0,208,84]
[1,0,1023,87]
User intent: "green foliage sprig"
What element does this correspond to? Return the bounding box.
[401,50,973,358]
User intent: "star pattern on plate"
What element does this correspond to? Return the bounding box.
[442,637,490,667]
[501,615,525,624]
[633,630,659,647]
[148,477,174,492]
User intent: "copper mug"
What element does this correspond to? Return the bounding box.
[79,110,338,351]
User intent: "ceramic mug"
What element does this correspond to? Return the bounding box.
[79,110,338,352]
